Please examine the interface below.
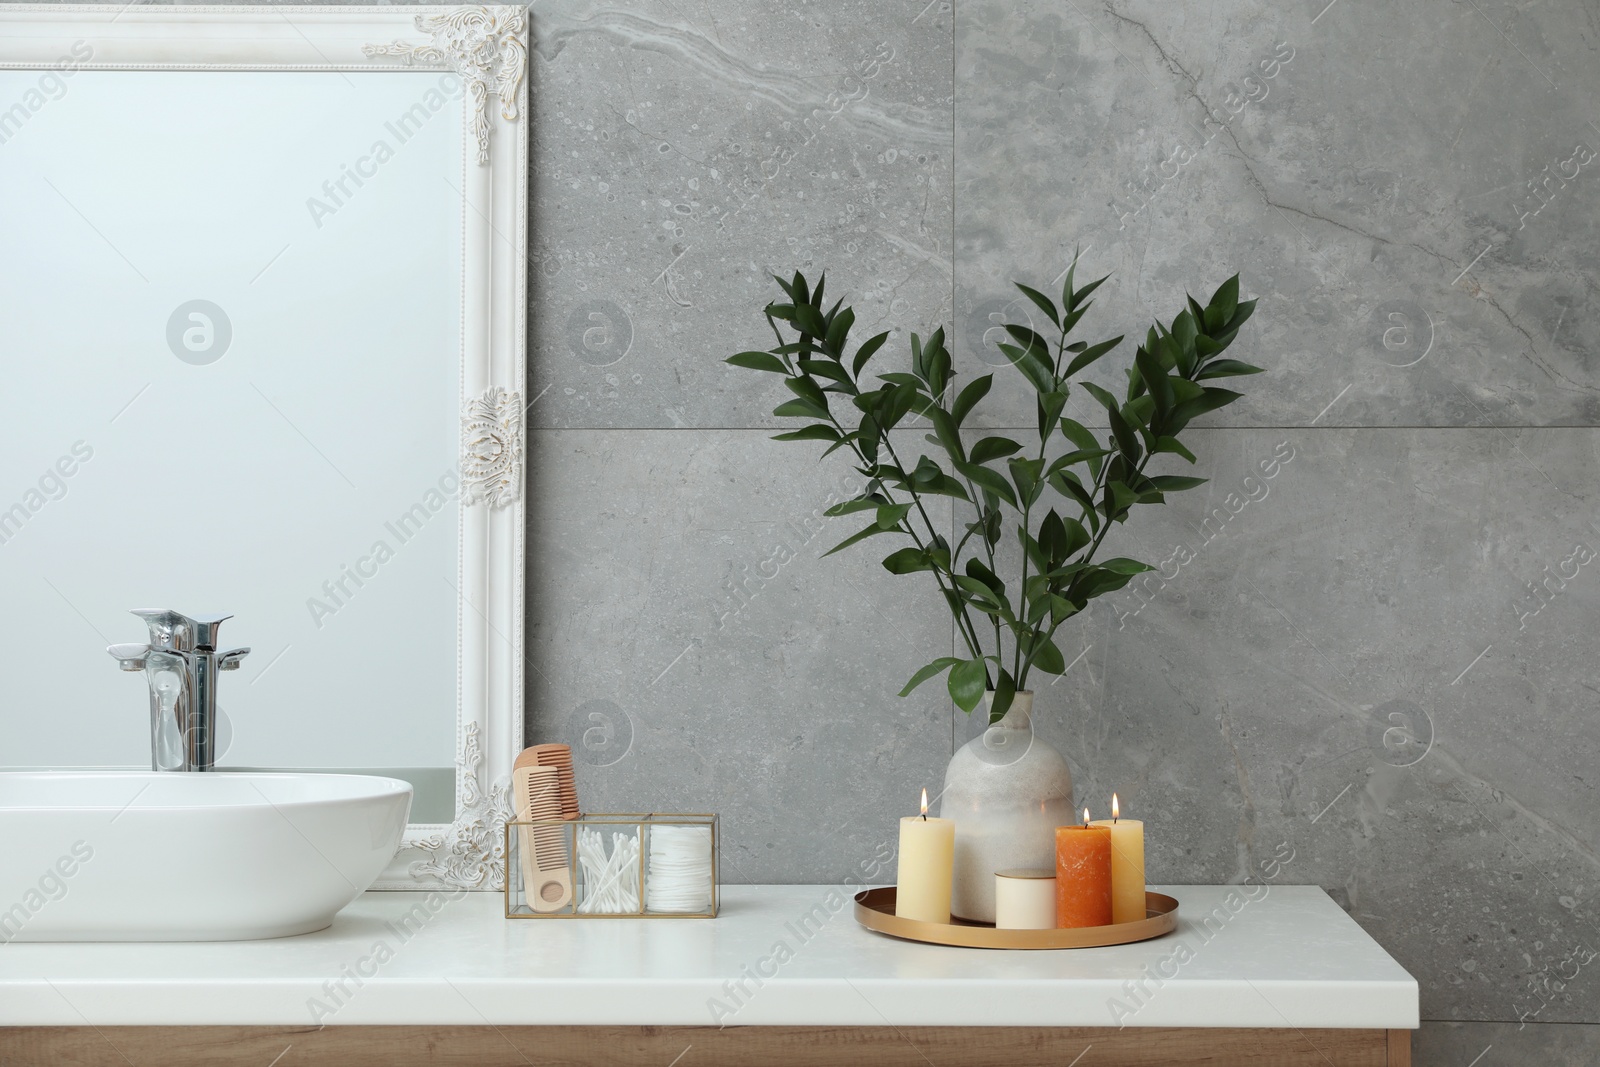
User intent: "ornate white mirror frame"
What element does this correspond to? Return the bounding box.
[0,5,529,891]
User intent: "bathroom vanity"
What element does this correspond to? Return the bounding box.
[0,884,1418,1066]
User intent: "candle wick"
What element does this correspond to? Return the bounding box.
[920,813,926,821]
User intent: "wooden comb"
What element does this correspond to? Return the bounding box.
[513,763,573,912]
[514,744,578,818]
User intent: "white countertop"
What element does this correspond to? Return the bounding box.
[0,885,1418,1029]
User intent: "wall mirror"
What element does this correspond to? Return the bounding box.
[0,6,527,889]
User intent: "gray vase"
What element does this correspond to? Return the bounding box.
[937,691,1075,923]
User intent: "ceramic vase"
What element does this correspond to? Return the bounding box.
[937,691,1075,923]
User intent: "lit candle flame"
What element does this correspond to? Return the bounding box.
[920,787,929,819]
[1112,793,1120,823]
[1082,806,1091,827]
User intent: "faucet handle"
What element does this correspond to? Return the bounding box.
[130,609,234,651]
[107,642,150,671]
[218,647,251,671]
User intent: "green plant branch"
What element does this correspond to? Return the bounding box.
[732,265,1259,717]
[765,313,990,664]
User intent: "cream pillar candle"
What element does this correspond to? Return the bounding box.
[1090,793,1146,924]
[994,869,1055,929]
[895,788,955,924]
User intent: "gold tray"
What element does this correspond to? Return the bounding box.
[853,887,1179,949]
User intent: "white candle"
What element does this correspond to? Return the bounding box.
[994,868,1055,929]
[1090,793,1146,924]
[896,788,954,924]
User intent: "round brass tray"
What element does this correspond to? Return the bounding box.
[853,887,1179,949]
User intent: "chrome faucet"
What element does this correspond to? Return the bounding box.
[107,610,250,772]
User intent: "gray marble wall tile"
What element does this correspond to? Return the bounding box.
[1416,1021,1600,1067]
[956,0,1600,429]
[529,0,954,430]
[1016,427,1600,1022]
[526,428,955,884]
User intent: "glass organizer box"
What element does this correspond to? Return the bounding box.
[504,813,719,918]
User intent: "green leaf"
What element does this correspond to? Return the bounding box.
[1196,359,1265,380]
[1080,381,1120,416]
[882,547,934,574]
[773,397,830,420]
[964,556,1005,594]
[1049,469,1099,522]
[1171,310,1198,355]
[1052,447,1113,469]
[911,454,945,487]
[794,303,826,337]
[1026,633,1066,675]
[1014,282,1060,327]
[957,462,1019,508]
[785,376,828,407]
[948,658,988,713]
[1104,479,1141,520]
[822,523,896,557]
[988,667,1016,724]
[1074,567,1140,598]
[1209,274,1240,329]
[1036,389,1069,441]
[1037,508,1067,563]
[1008,456,1044,506]
[927,407,966,464]
[1171,387,1244,427]
[1069,273,1109,312]
[1106,405,1142,463]
[771,424,841,443]
[913,471,972,501]
[824,498,882,516]
[876,502,912,529]
[1019,526,1048,573]
[825,306,855,355]
[851,331,890,377]
[954,575,1003,609]
[1063,335,1123,378]
[1058,303,1089,337]
[997,343,1057,395]
[1061,515,1090,556]
[798,358,851,384]
[1049,594,1080,625]
[899,657,962,697]
[952,374,993,425]
[1135,346,1174,414]
[877,382,921,431]
[1098,556,1155,574]
[1004,322,1053,358]
[1170,378,1205,404]
[1059,254,1079,313]
[970,436,1023,465]
[1057,418,1100,454]
[1149,475,1207,492]
[726,351,786,373]
[1152,435,1198,463]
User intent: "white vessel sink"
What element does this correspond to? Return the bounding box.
[0,771,411,942]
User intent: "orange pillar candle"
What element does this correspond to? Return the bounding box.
[1055,809,1113,928]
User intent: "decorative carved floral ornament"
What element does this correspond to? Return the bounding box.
[462,386,523,509]
[364,7,527,166]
